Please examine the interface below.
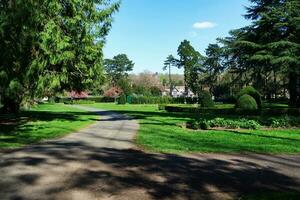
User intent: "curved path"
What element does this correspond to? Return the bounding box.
[1,105,300,200]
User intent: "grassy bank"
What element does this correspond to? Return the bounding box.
[0,103,98,149]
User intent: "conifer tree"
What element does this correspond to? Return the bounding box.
[0,0,120,113]
[223,0,300,106]
[177,40,204,95]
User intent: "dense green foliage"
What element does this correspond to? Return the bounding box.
[104,54,134,95]
[237,94,258,110]
[176,40,204,94]
[117,94,127,104]
[163,104,300,116]
[0,0,119,113]
[198,90,215,108]
[222,0,300,106]
[189,118,261,130]
[238,86,262,108]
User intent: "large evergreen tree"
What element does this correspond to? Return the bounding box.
[204,43,226,92]
[224,0,300,106]
[0,0,120,113]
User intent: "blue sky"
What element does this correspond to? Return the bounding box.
[104,0,251,74]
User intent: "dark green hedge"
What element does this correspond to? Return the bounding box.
[57,96,115,103]
[64,100,96,104]
[162,105,300,116]
[122,96,198,104]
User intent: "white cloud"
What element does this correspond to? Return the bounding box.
[193,21,216,29]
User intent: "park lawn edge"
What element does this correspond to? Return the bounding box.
[0,104,100,150]
[86,103,300,155]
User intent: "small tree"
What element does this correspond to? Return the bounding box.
[198,91,214,108]
[117,94,126,105]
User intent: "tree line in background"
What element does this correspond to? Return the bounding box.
[1,0,299,113]
[164,0,300,107]
[103,54,168,98]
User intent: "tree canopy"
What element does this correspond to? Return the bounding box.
[0,0,120,113]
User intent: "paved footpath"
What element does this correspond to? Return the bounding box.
[1,105,300,200]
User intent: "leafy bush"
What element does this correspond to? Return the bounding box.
[198,91,214,108]
[163,104,300,116]
[236,94,258,110]
[189,117,261,130]
[130,96,172,104]
[117,94,126,104]
[238,86,262,108]
[187,119,210,130]
[268,115,300,128]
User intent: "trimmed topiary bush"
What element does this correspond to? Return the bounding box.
[198,91,214,108]
[236,94,258,110]
[238,86,262,108]
[117,94,126,104]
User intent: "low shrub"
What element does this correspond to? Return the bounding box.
[187,119,210,130]
[267,115,300,128]
[117,94,126,104]
[236,94,258,110]
[163,105,300,116]
[189,117,261,130]
[198,91,214,108]
[238,86,262,108]
[130,96,172,104]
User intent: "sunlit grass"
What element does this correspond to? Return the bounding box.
[89,103,300,154]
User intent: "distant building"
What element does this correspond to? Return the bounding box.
[162,86,196,98]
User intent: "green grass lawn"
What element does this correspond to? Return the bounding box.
[88,103,300,154]
[0,103,98,149]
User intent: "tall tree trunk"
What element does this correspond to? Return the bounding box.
[0,97,20,113]
[289,72,300,107]
[273,71,277,99]
[184,67,188,97]
[169,64,172,97]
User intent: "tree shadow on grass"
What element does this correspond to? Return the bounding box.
[0,110,99,148]
[1,141,300,200]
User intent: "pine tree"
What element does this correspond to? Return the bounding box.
[163,55,178,96]
[177,40,204,95]
[204,43,225,92]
